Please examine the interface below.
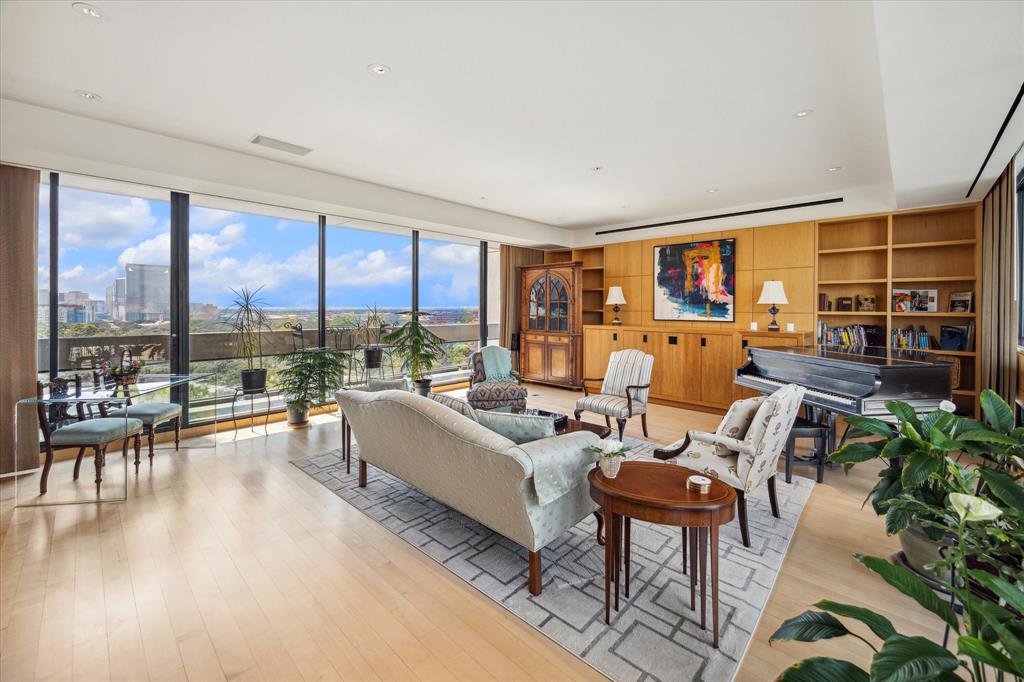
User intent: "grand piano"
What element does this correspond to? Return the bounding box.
[735,345,953,450]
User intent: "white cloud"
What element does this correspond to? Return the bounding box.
[59,188,160,247]
[325,249,411,288]
[190,206,239,231]
[57,264,118,298]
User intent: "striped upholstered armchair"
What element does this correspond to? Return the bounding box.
[574,348,654,440]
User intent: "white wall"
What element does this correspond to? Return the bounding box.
[0,98,573,248]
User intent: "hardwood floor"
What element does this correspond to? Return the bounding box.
[1,385,946,681]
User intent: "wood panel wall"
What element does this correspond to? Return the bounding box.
[602,221,816,332]
[0,164,41,475]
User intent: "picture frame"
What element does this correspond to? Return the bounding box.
[892,288,938,313]
[653,238,736,322]
[948,291,974,313]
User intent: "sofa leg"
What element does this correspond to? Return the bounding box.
[736,490,751,548]
[593,511,605,546]
[528,550,542,596]
[641,413,648,438]
[768,476,781,519]
[616,418,626,440]
[358,460,367,487]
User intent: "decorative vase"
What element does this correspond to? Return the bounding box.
[600,456,622,479]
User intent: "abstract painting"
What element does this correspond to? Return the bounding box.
[654,238,736,321]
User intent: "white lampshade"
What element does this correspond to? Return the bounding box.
[757,280,789,305]
[605,286,627,306]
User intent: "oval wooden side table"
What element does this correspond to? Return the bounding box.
[588,461,736,648]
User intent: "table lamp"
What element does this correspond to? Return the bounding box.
[757,280,788,331]
[606,286,627,325]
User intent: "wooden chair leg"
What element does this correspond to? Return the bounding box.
[593,510,605,546]
[134,434,142,471]
[94,445,105,486]
[616,418,626,440]
[358,460,367,487]
[736,490,750,547]
[574,409,583,420]
[40,446,55,494]
[641,413,648,438]
[785,437,795,484]
[174,416,181,451]
[73,446,86,480]
[528,550,542,596]
[147,425,155,460]
[604,415,611,428]
[767,476,781,519]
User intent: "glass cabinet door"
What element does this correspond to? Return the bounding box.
[528,276,547,330]
[548,275,569,331]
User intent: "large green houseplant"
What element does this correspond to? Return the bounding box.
[771,392,1023,681]
[383,310,446,396]
[277,347,348,426]
[227,286,270,394]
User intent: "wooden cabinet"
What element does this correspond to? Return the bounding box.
[653,332,701,402]
[582,327,622,390]
[519,263,583,387]
[698,334,735,406]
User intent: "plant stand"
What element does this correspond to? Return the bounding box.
[231,386,270,439]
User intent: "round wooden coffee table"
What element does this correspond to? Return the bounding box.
[588,461,736,647]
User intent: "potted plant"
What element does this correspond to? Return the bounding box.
[360,305,387,370]
[277,347,348,427]
[829,391,1022,580]
[227,286,269,394]
[383,310,446,396]
[585,438,632,478]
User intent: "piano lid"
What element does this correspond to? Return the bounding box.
[757,345,951,368]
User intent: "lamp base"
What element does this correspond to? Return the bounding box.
[767,305,781,331]
[611,304,622,325]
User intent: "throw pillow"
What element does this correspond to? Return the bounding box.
[367,377,410,392]
[476,410,555,445]
[429,393,479,422]
[713,395,766,457]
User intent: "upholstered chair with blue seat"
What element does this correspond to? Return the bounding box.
[466,346,527,410]
[574,348,654,440]
[36,375,144,494]
[653,383,806,547]
[93,372,182,462]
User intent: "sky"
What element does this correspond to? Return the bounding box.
[39,185,480,310]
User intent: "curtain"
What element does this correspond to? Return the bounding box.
[499,244,545,348]
[980,161,1018,405]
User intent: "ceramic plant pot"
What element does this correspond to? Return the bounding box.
[600,456,622,479]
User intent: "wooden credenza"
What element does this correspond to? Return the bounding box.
[519,262,583,387]
[582,325,811,410]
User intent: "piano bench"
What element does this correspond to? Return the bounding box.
[786,416,830,484]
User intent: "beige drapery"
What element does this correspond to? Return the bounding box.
[980,161,1018,405]
[499,245,545,348]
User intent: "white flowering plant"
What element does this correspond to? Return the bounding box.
[583,438,632,459]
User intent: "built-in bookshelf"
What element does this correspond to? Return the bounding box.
[816,204,982,415]
[545,246,606,325]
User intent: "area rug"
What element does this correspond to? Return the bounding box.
[293,439,813,681]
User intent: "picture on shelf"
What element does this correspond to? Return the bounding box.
[836,297,854,312]
[948,290,974,313]
[892,288,938,313]
[856,294,876,312]
[939,322,975,352]
[654,238,735,322]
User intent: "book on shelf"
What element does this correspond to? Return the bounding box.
[939,321,975,352]
[816,321,884,346]
[891,325,932,350]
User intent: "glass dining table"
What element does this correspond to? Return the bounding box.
[15,373,216,507]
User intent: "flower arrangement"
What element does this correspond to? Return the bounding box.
[585,438,632,478]
[100,354,144,385]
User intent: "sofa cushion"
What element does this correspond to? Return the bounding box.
[476,409,555,445]
[107,402,182,425]
[368,377,410,392]
[575,394,646,419]
[466,381,527,410]
[51,417,144,445]
[429,393,478,422]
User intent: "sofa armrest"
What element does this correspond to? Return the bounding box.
[690,430,756,456]
[510,430,601,506]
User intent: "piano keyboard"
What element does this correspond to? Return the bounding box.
[739,375,857,406]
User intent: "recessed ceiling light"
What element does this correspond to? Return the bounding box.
[74,89,101,101]
[620,204,629,209]
[794,109,813,118]
[479,196,486,200]
[706,188,719,193]
[72,2,102,18]
[827,166,842,172]
[367,63,391,76]
[590,166,603,172]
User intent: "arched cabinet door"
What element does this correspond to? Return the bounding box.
[547,274,569,332]
[527,275,547,331]
[518,261,582,387]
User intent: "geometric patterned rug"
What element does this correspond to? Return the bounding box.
[292,438,813,681]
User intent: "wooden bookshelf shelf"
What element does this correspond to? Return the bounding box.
[582,266,604,271]
[816,203,982,416]
[891,239,976,250]
[891,312,976,318]
[818,245,888,254]
[582,288,604,292]
[583,308,603,313]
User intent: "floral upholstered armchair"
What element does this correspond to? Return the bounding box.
[466,347,527,410]
[574,348,654,440]
[653,383,805,547]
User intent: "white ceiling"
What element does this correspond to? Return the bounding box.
[1,1,1021,234]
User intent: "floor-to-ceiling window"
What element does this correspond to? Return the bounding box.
[37,177,50,377]
[418,232,481,380]
[187,197,319,421]
[487,243,501,346]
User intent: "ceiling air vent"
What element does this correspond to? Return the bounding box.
[248,134,313,156]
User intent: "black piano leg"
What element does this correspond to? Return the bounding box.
[826,411,837,456]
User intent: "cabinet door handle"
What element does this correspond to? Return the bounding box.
[613,333,618,341]
[701,337,707,347]
[742,339,748,349]
[642,334,648,343]
[668,335,678,345]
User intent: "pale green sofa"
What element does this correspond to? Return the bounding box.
[335,389,600,595]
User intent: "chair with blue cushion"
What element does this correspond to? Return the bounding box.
[466,347,527,410]
[93,372,183,462]
[36,375,144,494]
